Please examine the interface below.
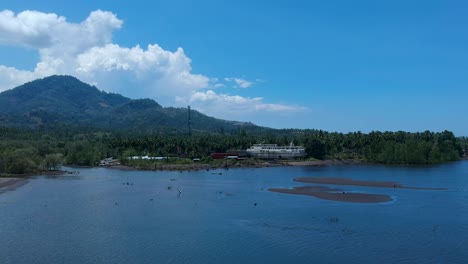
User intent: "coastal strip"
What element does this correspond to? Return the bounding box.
[294,177,447,190]
[0,178,28,190]
[287,159,364,167]
[268,186,392,203]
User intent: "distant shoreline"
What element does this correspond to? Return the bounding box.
[2,158,466,178]
[287,159,366,166]
[109,159,367,172]
[104,161,285,172]
[0,170,68,178]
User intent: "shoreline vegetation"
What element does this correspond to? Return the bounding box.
[30,156,468,177]
[67,158,366,173]
[119,158,340,171]
[0,158,360,178]
[107,157,385,173]
[1,126,467,177]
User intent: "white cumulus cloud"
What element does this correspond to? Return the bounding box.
[0,9,207,100]
[0,9,306,123]
[224,77,253,88]
[175,90,307,121]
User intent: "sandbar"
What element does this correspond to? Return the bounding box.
[294,177,447,190]
[0,178,28,190]
[269,186,392,203]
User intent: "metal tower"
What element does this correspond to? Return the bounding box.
[188,105,192,136]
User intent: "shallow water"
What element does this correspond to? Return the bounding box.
[1,161,467,264]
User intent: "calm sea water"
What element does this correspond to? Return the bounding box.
[1,161,467,264]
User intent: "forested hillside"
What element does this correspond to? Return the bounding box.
[0,75,257,133]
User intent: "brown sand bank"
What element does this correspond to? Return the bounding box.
[0,178,28,189]
[294,177,447,190]
[269,186,392,203]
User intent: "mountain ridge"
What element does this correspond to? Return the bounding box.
[0,75,258,133]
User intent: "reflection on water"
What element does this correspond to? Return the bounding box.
[42,175,83,180]
[1,162,468,264]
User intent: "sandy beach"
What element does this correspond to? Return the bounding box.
[0,178,28,190]
[269,186,392,203]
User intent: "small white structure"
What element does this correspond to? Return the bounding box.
[246,142,305,159]
[128,156,168,160]
[99,157,120,166]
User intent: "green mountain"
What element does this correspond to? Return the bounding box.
[0,75,257,133]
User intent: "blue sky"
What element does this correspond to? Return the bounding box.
[0,1,467,135]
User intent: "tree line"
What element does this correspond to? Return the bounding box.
[0,126,464,175]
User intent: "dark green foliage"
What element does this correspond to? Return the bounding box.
[458,137,468,158]
[302,130,461,165]
[304,138,326,159]
[0,142,40,174]
[0,126,464,175]
[42,153,63,171]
